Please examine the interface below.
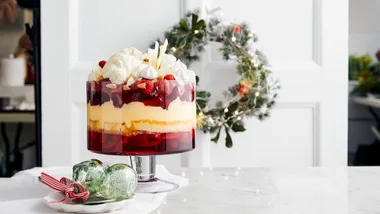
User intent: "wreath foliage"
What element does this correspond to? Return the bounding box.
[152,10,280,147]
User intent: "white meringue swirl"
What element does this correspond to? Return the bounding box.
[172,60,194,82]
[140,65,158,79]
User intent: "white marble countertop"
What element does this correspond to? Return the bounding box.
[0,167,379,213]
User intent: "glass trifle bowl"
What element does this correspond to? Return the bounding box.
[86,40,195,192]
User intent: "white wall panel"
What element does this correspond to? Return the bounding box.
[210,105,316,167]
[210,0,313,62]
[41,0,348,167]
[78,0,182,61]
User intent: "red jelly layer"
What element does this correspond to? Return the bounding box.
[87,129,195,155]
[87,79,195,109]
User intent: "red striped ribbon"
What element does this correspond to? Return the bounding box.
[40,172,89,203]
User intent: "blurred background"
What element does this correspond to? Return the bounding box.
[349,0,380,165]
[0,0,37,177]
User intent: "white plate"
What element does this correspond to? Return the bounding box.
[43,192,135,213]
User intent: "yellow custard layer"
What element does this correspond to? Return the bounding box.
[87,98,196,135]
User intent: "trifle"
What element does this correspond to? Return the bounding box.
[87,40,196,156]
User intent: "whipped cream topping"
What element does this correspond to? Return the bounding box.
[106,66,129,84]
[126,56,143,77]
[121,47,142,57]
[187,69,196,81]
[88,64,103,81]
[102,53,130,84]
[90,39,196,84]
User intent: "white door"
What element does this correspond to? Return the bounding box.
[41,0,348,168]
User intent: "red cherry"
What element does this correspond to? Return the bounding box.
[90,131,98,143]
[138,80,154,95]
[160,98,173,110]
[180,83,192,102]
[122,90,133,104]
[122,136,129,146]
[98,60,106,68]
[129,81,139,90]
[177,84,185,96]
[164,74,176,80]
[165,132,181,140]
[180,132,192,144]
[148,133,162,146]
[111,93,123,108]
[86,82,94,103]
[129,134,149,147]
[143,98,160,106]
[112,135,122,142]
[102,134,117,150]
[131,93,144,102]
[100,92,110,105]
[90,88,102,106]
[155,80,172,96]
[89,131,101,151]
[168,139,179,148]
[191,85,195,101]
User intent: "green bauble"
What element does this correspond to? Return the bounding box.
[98,163,137,200]
[72,159,104,195]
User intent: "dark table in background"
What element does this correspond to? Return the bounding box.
[352,97,380,165]
[0,110,35,177]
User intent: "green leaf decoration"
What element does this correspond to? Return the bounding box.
[191,13,199,29]
[228,102,239,113]
[196,91,211,98]
[187,36,195,44]
[194,20,206,30]
[197,99,207,109]
[232,122,246,132]
[211,127,222,143]
[225,128,233,148]
[172,30,184,35]
[177,38,187,49]
[179,18,188,31]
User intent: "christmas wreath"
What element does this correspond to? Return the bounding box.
[152,10,280,147]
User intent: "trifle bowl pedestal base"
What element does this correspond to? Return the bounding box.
[129,156,180,193]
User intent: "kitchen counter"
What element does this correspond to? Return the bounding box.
[0,167,378,213]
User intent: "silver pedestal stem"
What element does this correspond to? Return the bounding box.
[129,156,156,182]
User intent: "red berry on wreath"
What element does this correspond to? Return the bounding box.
[232,25,241,34]
[98,60,106,68]
[376,49,380,62]
[237,80,251,96]
[164,74,176,80]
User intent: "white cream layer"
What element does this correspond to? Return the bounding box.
[87,98,196,135]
